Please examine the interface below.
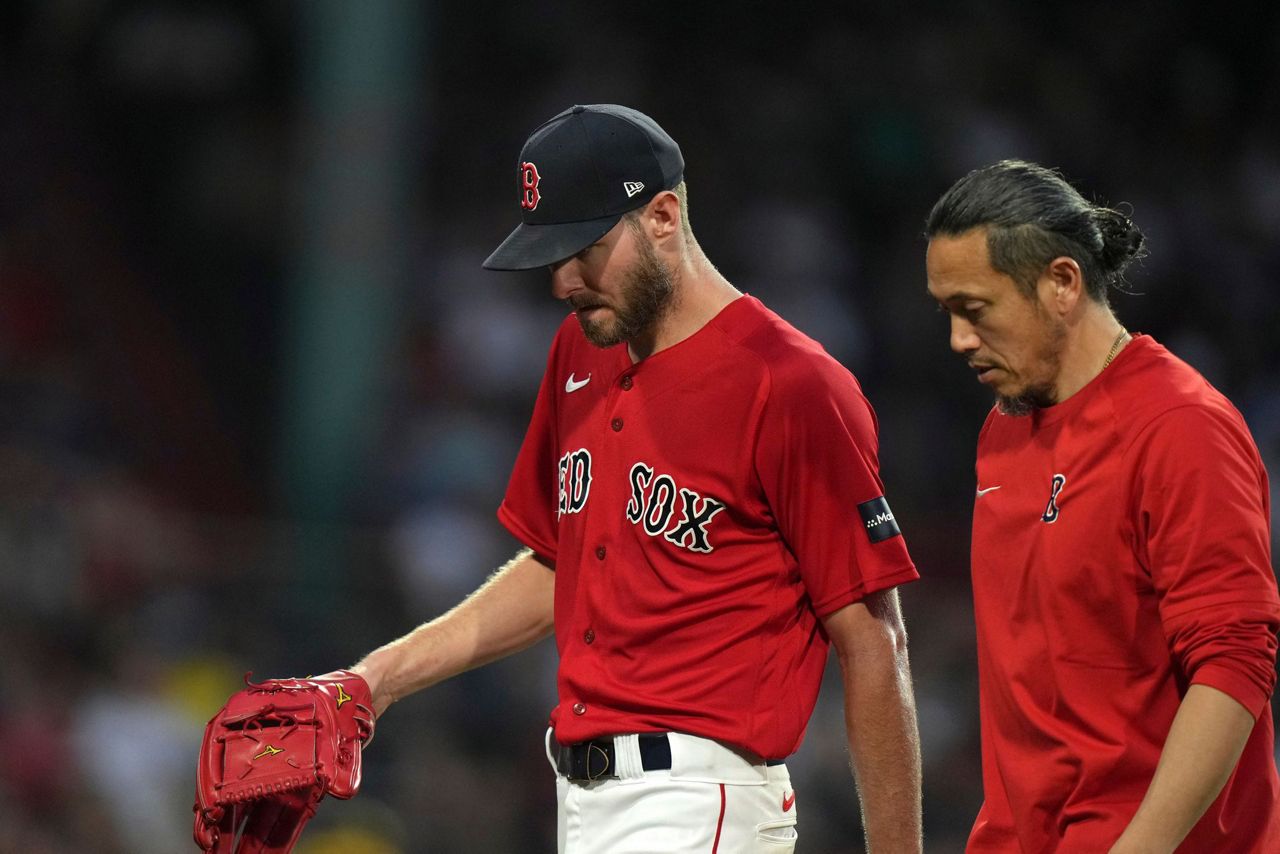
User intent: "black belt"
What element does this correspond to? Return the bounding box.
[555,733,785,782]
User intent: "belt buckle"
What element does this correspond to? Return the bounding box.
[561,739,614,782]
[586,742,611,781]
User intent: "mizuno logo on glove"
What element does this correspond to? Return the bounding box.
[252,744,284,760]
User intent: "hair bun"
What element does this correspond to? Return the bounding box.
[1094,206,1146,276]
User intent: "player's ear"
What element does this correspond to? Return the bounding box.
[1041,255,1084,315]
[641,191,681,243]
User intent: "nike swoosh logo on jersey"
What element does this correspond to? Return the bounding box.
[975,485,1002,497]
[565,373,591,393]
[782,791,796,812]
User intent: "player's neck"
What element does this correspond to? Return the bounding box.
[1053,306,1128,403]
[627,253,742,363]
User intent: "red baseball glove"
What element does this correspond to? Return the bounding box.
[193,670,376,853]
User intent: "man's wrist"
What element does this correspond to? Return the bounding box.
[351,655,397,717]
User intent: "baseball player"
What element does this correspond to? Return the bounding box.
[925,160,1280,852]
[353,104,923,853]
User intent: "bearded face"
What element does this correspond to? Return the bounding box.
[570,225,676,349]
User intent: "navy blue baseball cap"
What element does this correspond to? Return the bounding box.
[483,104,685,271]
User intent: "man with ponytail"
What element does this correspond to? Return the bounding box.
[925,160,1280,853]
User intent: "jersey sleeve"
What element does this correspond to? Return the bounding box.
[497,333,562,563]
[1130,404,1280,718]
[754,359,918,617]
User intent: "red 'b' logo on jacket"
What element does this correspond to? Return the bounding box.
[520,162,541,210]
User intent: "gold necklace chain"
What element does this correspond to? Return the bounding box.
[1103,328,1130,369]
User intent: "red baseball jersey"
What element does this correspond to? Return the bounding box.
[967,334,1280,852]
[498,295,918,759]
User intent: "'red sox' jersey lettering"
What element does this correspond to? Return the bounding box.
[557,449,592,517]
[625,462,727,553]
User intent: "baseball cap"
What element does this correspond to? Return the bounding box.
[482,104,685,271]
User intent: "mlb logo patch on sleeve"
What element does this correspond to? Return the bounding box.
[857,496,901,543]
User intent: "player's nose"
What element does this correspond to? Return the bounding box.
[549,258,584,301]
[949,316,981,355]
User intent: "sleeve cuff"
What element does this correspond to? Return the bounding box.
[811,563,920,619]
[1191,662,1273,720]
[496,502,558,564]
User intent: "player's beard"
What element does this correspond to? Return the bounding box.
[995,309,1068,417]
[574,235,676,349]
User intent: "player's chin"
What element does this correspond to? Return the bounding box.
[996,393,1035,417]
[996,379,1056,416]
[577,315,622,348]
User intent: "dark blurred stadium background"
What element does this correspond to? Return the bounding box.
[1,2,1277,852]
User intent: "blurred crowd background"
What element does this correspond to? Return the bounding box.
[1,1,1278,852]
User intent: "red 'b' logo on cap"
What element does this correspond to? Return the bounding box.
[520,162,541,211]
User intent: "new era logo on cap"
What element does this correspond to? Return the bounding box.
[483,105,685,271]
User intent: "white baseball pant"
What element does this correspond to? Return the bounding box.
[546,729,799,853]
